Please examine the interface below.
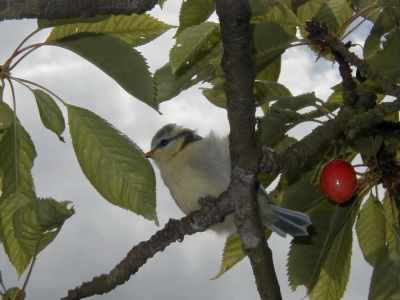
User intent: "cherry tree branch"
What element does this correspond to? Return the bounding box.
[216,0,282,299]
[61,196,233,300]
[0,0,158,21]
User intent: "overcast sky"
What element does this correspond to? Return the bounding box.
[0,3,374,300]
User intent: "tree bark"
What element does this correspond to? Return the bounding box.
[0,0,158,21]
[215,1,282,299]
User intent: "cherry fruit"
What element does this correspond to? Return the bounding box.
[320,159,357,203]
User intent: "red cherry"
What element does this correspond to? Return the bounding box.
[320,159,357,203]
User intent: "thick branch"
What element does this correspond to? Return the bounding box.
[61,196,233,300]
[0,0,158,21]
[216,1,281,299]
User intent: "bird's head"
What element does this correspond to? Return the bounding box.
[143,124,203,164]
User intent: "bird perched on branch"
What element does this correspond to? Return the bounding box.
[144,123,311,237]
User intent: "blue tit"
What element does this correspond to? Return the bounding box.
[144,124,311,237]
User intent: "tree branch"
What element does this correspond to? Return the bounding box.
[61,195,233,300]
[0,0,158,21]
[216,1,282,299]
[260,17,400,175]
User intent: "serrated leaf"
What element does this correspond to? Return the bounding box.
[309,207,355,300]
[155,39,221,102]
[53,33,156,109]
[212,228,273,280]
[13,198,74,255]
[46,14,173,47]
[0,100,15,144]
[287,210,333,291]
[369,238,400,300]
[38,15,110,29]
[211,233,246,280]
[175,0,216,37]
[0,122,37,276]
[170,22,219,73]
[30,89,65,142]
[67,104,158,224]
[356,194,386,266]
[368,28,400,84]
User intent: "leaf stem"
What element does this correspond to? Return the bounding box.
[16,234,43,300]
[3,28,42,70]
[9,76,68,106]
[9,43,47,71]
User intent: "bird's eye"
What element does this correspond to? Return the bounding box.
[160,139,169,147]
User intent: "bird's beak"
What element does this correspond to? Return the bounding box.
[143,150,155,159]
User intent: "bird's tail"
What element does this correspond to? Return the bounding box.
[257,184,311,238]
[267,205,311,238]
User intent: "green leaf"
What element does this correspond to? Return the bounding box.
[252,21,297,72]
[67,104,158,224]
[155,39,222,102]
[13,198,74,255]
[309,207,355,300]
[347,127,382,157]
[4,287,25,300]
[53,33,156,109]
[38,15,110,29]
[212,228,273,280]
[369,238,400,300]
[254,80,292,107]
[287,210,333,291]
[252,0,300,35]
[201,84,226,108]
[170,22,219,73]
[364,7,400,59]
[46,14,173,47]
[211,233,246,280]
[0,122,37,276]
[356,194,386,266]
[0,100,14,143]
[175,0,216,37]
[249,0,274,16]
[30,89,65,142]
[368,28,400,84]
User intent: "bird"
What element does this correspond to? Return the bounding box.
[143,123,311,237]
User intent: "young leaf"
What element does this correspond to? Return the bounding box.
[46,14,173,47]
[175,0,216,37]
[53,33,156,110]
[30,89,65,142]
[249,0,273,16]
[0,122,37,276]
[356,194,386,266]
[309,207,355,300]
[12,198,74,255]
[4,287,25,300]
[201,84,226,108]
[170,22,219,73]
[212,229,272,280]
[67,104,158,225]
[211,233,246,280]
